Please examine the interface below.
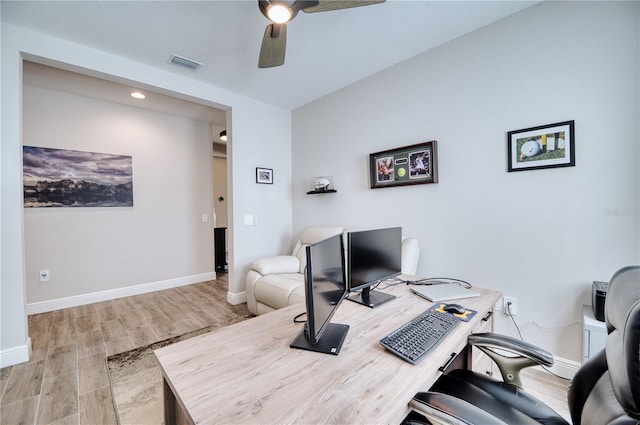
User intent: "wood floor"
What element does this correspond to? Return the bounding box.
[0,275,249,425]
[1,276,571,424]
[522,367,572,423]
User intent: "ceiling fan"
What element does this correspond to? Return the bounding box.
[258,0,385,68]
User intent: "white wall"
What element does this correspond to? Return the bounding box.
[292,1,639,364]
[23,84,214,306]
[1,23,292,366]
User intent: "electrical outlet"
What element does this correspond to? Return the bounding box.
[503,296,517,315]
[39,270,50,282]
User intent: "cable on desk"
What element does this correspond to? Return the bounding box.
[376,276,406,289]
[293,311,306,323]
[405,277,473,288]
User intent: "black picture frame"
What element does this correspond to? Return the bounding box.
[507,120,575,172]
[256,167,273,184]
[369,141,438,189]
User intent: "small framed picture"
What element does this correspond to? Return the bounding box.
[256,167,273,184]
[369,141,438,189]
[507,120,575,172]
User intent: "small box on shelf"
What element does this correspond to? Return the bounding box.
[307,176,337,195]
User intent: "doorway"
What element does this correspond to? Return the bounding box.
[213,135,229,273]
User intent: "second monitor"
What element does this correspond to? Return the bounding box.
[347,227,402,308]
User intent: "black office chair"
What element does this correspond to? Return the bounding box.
[407,265,640,425]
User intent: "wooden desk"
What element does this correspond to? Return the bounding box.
[155,279,501,424]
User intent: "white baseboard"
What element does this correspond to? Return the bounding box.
[0,338,31,368]
[26,272,216,315]
[533,355,581,380]
[227,290,247,305]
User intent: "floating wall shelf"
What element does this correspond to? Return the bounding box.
[306,189,337,195]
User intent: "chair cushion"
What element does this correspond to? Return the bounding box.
[579,371,637,425]
[250,255,300,275]
[432,370,568,425]
[568,349,609,425]
[290,284,305,305]
[253,273,304,311]
[294,226,345,273]
[604,266,640,420]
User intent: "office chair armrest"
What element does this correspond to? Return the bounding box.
[468,332,554,388]
[468,333,554,366]
[410,392,508,425]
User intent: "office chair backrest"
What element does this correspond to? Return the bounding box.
[604,265,640,420]
[569,266,640,425]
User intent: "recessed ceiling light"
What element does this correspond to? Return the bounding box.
[130,92,145,99]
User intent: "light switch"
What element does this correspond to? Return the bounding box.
[202,214,208,223]
[244,214,255,226]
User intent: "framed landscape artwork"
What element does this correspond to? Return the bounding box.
[507,120,575,172]
[23,146,133,207]
[369,141,438,189]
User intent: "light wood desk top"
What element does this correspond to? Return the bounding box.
[155,278,501,424]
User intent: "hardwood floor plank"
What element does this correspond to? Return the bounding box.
[28,314,53,362]
[0,365,12,398]
[75,313,101,334]
[52,308,75,326]
[43,344,76,379]
[104,337,135,357]
[72,303,97,317]
[128,325,158,348]
[94,301,118,322]
[185,309,217,329]
[78,354,110,395]
[76,329,106,359]
[49,320,76,349]
[153,295,187,322]
[100,319,128,342]
[161,288,197,313]
[521,368,571,422]
[173,317,202,335]
[139,307,180,340]
[79,387,118,425]
[1,360,45,406]
[113,300,146,330]
[36,371,77,425]
[0,396,38,425]
[48,413,78,425]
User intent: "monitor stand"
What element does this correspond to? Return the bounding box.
[347,286,396,308]
[290,323,350,355]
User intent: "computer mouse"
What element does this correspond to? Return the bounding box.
[443,303,466,314]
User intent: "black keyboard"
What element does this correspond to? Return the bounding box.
[379,309,460,364]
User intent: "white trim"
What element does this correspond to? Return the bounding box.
[227,290,247,305]
[533,355,581,380]
[26,272,216,315]
[0,338,31,368]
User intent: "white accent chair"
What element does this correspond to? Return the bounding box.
[246,226,420,316]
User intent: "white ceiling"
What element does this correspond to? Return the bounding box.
[2,0,539,111]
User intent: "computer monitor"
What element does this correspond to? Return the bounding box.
[347,227,402,308]
[290,233,350,355]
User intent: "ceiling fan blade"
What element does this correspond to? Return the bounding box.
[258,23,287,68]
[302,0,385,13]
[290,0,320,14]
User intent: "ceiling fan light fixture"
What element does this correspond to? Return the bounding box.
[267,3,293,23]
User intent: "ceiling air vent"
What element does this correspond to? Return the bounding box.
[168,54,201,71]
